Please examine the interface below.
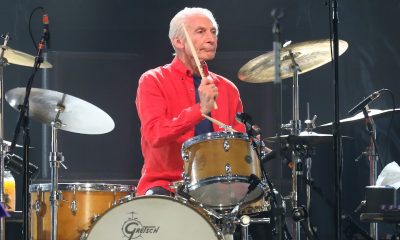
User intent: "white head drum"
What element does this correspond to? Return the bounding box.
[85,195,223,240]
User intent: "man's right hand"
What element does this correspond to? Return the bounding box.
[198,76,218,114]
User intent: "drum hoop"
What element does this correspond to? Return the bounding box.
[188,176,263,209]
[188,175,250,191]
[85,195,224,240]
[181,132,249,150]
[28,182,135,192]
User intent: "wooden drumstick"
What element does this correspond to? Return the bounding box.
[182,24,218,110]
[201,114,237,132]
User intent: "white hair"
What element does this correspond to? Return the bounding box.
[169,7,219,44]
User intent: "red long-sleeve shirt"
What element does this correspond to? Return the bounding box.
[135,57,245,195]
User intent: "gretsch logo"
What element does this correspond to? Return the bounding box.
[121,212,160,239]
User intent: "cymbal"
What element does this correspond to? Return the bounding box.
[5,88,115,134]
[238,39,348,83]
[1,45,53,68]
[319,108,400,127]
[264,131,350,146]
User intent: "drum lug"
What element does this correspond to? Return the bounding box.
[70,185,78,215]
[70,200,78,215]
[182,172,191,185]
[225,163,232,181]
[91,214,100,224]
[181,150,189,161]
[80,231,88,240]
[223,138,230,152]
[34,186,42,214]
[34,200,41,214]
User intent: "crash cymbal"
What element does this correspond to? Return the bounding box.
[319,108,400,127]
[5,88,114,134]
[238,39,348,83]
[0,45,52,68]
[264,131,350,146]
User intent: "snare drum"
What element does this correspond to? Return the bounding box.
[29,183,135,240]
[181,132,264,209]
[85,195,223,240]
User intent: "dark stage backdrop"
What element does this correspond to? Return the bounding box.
[1,0,400,239]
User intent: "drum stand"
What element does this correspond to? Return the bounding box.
[49,105,66,240]
[281,52,317,240]
[0,33,10,240]
[361,107,379,240]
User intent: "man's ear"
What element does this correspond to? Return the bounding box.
[172,37,185,50]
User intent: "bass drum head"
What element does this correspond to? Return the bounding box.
[86,195,223,240]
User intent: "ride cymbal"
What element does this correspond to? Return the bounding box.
[0,45,52,68]
[5,88,114,134]
[238,39,348,83]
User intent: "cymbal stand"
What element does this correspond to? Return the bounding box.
[49,105,67,240]
[0,33,10,240]
[281,50,302,240]
[362,107,379,240]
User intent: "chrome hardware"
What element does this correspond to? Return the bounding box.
[181,150,189,161]
[223,138,230,152]
[225,163,232,181]
[70,185,77,215]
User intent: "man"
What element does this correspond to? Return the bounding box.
[135,7,245,196]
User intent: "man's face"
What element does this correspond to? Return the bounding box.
[182,14,218,61]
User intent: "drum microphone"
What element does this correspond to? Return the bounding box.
[235,112,261,136]
[5,154,39,179]
[247,174,261,194]
[348,89,386,116]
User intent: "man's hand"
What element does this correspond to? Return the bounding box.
[199,76,218,114]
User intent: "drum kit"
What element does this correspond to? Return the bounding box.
[1,26,397,239]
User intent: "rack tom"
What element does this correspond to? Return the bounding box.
[181,132,264,209]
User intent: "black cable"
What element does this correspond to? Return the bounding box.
[28,6,44,51]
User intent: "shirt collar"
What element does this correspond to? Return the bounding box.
[171,56,210,78]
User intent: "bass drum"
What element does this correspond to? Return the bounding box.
[85,195,223,240]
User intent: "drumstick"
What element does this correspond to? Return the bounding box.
[182,24,218,110]
[201,114,237,132]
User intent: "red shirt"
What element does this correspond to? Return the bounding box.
[135,57,245,195]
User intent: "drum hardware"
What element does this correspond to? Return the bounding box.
[0,32,53,239]
[238,38,350,239]
[347,104,383,239]
[6,88,115,240]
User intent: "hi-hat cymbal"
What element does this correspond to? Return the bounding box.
[319,108,400,127]
[0,45,52,68]
[5,88,114,134]
[238,39,348,83]
[264,131,351,146]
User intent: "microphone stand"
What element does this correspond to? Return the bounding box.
[254,136,292,240]
[362,107,379,240]
[330,0,343,239]
[9,35,45,240]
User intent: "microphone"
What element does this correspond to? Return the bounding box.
[235,112,261,137]
[40,12,50,49]
[348,89,384,116]
[247,174,261,194]
[5,154,39,179]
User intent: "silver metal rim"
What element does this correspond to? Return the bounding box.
[181,132,249,150]
[29,182,135,192]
